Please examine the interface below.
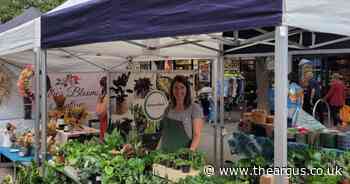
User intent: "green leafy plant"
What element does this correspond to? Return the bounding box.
[104,129,125,150]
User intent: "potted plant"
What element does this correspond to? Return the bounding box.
[179,160,192,173]
[110,72,132,115]
[174,159,184,170]
[17,131,33,156]
[134,78,152,98]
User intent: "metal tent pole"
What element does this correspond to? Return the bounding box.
[218,44,225,168]
[274,26,289,184]
[212,58,218,166]
[40,49,48,175]
[34,48,41,164]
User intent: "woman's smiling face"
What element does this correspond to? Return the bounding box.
[173,81,187,103]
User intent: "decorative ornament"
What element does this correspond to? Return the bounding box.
[17,64,34,98]
[17,64,34,119]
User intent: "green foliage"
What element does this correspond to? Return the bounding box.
[0,0,67,23]
[177,174,249,184]
[104,129,125,150]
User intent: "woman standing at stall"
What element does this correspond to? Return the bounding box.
[159,75,204,152]
[96,76,108,142]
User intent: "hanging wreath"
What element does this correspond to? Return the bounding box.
[0,65,12,105]
[17,64,34,100]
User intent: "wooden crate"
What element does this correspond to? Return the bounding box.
[152,164,199,183]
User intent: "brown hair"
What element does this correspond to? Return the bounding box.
[99,76,107,102]
[169,75,192,109]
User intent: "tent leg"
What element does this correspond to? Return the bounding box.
[40,49,48,175]
[218,44,225,168]
[34,48,41,164]
[212,58,218,166]
[274,26,288,184]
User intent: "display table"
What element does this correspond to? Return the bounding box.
[0,147,34,181]
[0,147,33,164]
[56,126,99,144]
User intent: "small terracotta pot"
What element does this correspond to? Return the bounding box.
[116,100,128,115]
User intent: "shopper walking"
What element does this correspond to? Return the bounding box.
[324,73,345,127]
[158,75,204,152]
[302,71,321,115]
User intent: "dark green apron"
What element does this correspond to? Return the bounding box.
[159,116,191,153]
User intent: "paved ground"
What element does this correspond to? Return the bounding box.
[0,168,12,183]
[197,110,241,167]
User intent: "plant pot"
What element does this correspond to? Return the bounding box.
[181,165,191,173]
[116,100,128,115]
[90,175,101,184]
[141,133,161,150]
[296,133,308,144]
[53,95,66,110]
[57,155,65,164]
[169,161,176,168]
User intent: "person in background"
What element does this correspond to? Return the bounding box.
[287,72,304,127]
[96,76,108,142]
[158,75,204,152]
[324,73,345,127]
[302,71,321,115]
[268,72,275,115]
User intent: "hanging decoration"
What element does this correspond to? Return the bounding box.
[0,64,12,105]
[17,64,34,119]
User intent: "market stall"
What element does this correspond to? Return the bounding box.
[2,0,350,183]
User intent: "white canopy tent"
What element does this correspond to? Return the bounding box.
[1,0,350,183]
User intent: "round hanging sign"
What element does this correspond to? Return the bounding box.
[144,90,168,121]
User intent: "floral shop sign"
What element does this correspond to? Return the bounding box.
[48,73,105,112]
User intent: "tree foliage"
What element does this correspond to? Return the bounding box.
[0,0,67,23]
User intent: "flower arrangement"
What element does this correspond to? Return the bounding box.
[64,106,89,130]
[0,65,12,105]
[55,74,80,87]
[17,64,34,99]
[17,131,33,148]
[48,110,65,120]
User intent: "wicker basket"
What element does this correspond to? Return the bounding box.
[266,115,274,124]
[252,109,267,123]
